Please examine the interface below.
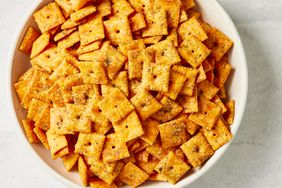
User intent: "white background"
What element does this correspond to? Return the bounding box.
[1,0,282,187]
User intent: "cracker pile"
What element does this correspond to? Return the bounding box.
[15,0,235,187]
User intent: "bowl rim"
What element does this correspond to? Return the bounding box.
[7,0,248,187]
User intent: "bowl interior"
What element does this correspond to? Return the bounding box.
[9,0,247,187]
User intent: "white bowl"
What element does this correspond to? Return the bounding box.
[7,0,248,187]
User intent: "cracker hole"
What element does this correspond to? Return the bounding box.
[89,30,92,33]
[112,145,116,149]
[76,115,81,119]
[169,166,174,170]
[47,55,51,58]
[98,109,102,112]
[213,133,216,136]
[114,105,118,108]
[116,30,120,34]
[125,125,128,128]
[153,75,157,79]
[86,142,92,146]
[47,16,50,19]
[193,146,200,153]
[192,50,194,53]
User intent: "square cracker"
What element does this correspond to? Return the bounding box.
[71,0,91,11]
[155,151,190,184]
[181,0,195,11]
[61,17,87,29]
[159,0,181,28]
[159,118,188,149]
[167,27,179,47]
[130,90,163,121]
[96,0,112,17]
[98,87,134,123]
[181,132,214,168]
[129,12,147,32]
[140,118,159,145]
[102,134,130,163]
[78,156,88,186]
[50,59,79,81]
[54,27,77,42]
[197,80,219,100]
[111,71,129,97]
[104,15,133,46]
[128,49,151,80]
[172,65,198,96]
[70,5,97,22]
[31,32,50,58]
[77,40,102,54]
[75,133,106,159]
[212,95,227,114]
[64,104,92,133]
[189,97,221,130]
[85,93,112,134]
[178,17,208,42]
[113,111,144,142]
[50,107,74,135]
[152,97,183,123]
[46,130,69,159]
[118,39,145,56]
[177,35,211,68]
[33,127,50,150]
[112,0,134,16]
[177,88,198,113]
[19,27,40,54]
[179,8,188,23]
[77,61,108,84]
[142,1,168,37]
[90,161,124,185]
[223,100,235,125]
[214,61,232,88]
[205,28,234,61]
[202,118,232,150]
[58,31,80,49]
[72,84,98,105]
[79,14,105,46]
[145,141,166,160]
[27,98,49,122]
[146,39,181,65]
[118,162,149,187]
[55,0,74,16]
[178,114,199,135]
[164,70,187,100]
[21,119,39,144]
[142,62,171,92]
[33,2,65,33]
[61,152,79,171]
[30,46,64,73]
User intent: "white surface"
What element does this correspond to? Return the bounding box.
[0,0,281,188]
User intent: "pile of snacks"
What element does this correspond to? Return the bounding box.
[15,0,235,187]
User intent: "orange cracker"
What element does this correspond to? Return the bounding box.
[102,134,130,163]
[130,90,163,121]
[167,27,179,47]
[177,35,211,68]
[142,36,163,44]
[96,0,112,17]
[54,27,77,41]
[21,119,39,144]
[33,127,50,150]
[159,118,188,149]
[104,15,133,46]
[89,178,118,188]
[111,71,129,97]
[189,97,221,130]
[223,99,235,125]
[90,161,124,185]
[77,40,102,54]
[142,1,168,37]
[212,95,227,114]
[152,97,183,123]
[50,59,79,81]
[70,5,97,22]
[129,12,147,32]
[118,39,145,56]
[46,130,69,159]
[78,156,88,186]
[112,0,134,16]
[33,2,65,33]
[113,111,144,142]
[27,98,49,122]
[77,61,108,84]
[98,87,134,123]
[214,61,232,88]
[181,0,195,11]
[164,70,187,100]
[197,65,207,83]
[159,0,181,28]
[172,65,198,96]
[30,32,50,58]
[186,9,201,19]
[61,152,79,171]
[58,31,80,49]
[71,0,91,11]
[177,87,198,113]
[205,28,234,61]
[137,160,159,175]
[202,118,232,150]
[128,49,151,80]
[61,17,87,29]
[79,14,105,46]
[178,114,199,135]
[118,162,149,187]
[155,151,190,184]
[55,0,74,16]
[197,80,219,100]
[181,132,214,168]
[140,118,159,145]
[142,61,171,92]
[75,133,105,159]
[19,27,40,54]
[146,39,181,65]
[50,107,74,135]
[72,84,98,105]
[178,17,208,42]
[179,8,188,23]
